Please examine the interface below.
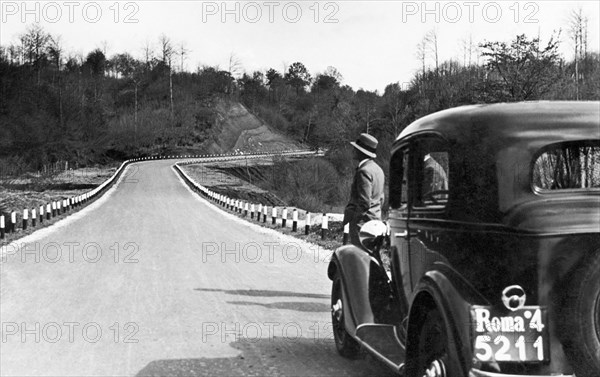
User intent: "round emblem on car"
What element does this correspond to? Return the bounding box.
[502,285,527,311]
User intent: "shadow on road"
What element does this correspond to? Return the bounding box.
[195,288,329,299]
[226,300,330,313]
[135,337,396,377]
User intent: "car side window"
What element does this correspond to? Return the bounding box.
[414,139,450,208]
[389,148,409,209]
[533,141,600,190]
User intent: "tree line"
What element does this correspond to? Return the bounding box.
[0,9,598,188]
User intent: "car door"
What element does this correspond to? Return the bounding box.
[388,145,411,317]
[407,136,451,289]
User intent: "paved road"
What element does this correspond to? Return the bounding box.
[0,161,392,376]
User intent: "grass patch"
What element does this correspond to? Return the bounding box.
[0,165,117,246]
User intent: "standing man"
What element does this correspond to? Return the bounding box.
[343,133,385,248]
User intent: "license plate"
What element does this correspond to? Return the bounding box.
[471,306,549,363]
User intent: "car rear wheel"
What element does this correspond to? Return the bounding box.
[409,309,462,377]
[560,252,600,377]
[331,273,361,359]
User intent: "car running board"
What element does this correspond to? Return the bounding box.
[355,323,405,373]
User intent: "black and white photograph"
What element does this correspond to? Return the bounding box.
[1,1,599,376]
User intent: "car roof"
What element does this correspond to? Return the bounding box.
[395,101,600,148]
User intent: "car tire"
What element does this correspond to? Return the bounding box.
[560,252,600,377]
[331,273,361,359]
[408,309,463,377]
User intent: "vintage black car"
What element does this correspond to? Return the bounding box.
[328,101,600,377]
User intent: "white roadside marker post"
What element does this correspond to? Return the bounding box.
[22,209,28,230]
[292,209,298,232]
[321,213,328,240]
[10,211,16,233]
[305,213,311,235]
[271,207,277,225]
[281,208,288,228]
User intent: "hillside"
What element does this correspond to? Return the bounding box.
[206,100,302,154]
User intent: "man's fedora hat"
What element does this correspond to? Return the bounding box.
[350,133,378,158]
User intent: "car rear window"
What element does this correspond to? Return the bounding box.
[533,141,600,191]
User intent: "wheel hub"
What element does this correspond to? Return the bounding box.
[332,299,343,322]
[423,359,446,377]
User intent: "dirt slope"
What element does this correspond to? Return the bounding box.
[207,101,301,154]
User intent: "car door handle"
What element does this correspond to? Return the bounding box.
[395,231,408,238]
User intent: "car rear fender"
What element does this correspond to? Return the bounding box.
[328,245,379,334]
[407,267,483,374]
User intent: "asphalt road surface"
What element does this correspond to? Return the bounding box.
[0,161,393,377]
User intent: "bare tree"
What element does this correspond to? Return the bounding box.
[47,35,65,127]
[569,8,589,100]
[324,66,343,83]
[227,52,243,95]
[178,43,189,72]
[131,63,144,145]
[416,38,427,77]
[142,39,154,68]
[99,40,109,57]
[460,34,477,67]
[425,29,439,73]
[20,25,50,85]
[158,34,175,121]
[228,52,242,78]
[158,34,174,66]
[97,40,110,76]
[5,44,22,65]
[47,35,63,71]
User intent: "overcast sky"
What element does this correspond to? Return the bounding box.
[1,0,599,92]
